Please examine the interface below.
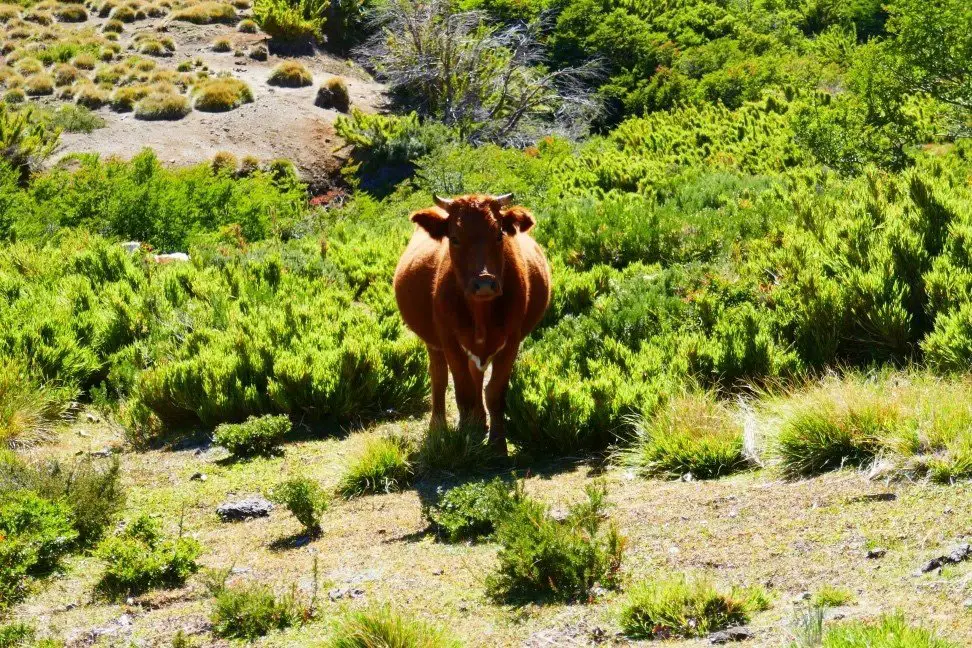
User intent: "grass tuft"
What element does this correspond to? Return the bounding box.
[237,17,257,32]
[73,83,109,109]
[326,605,462,648]
[192,76,253,112]
[337,434,413,498]
[624,392,748,480]
[211,37,232,52]
[23,74,53,96]
[53,4,88,22]
[619,575,770,639]
[314,77,350,112]
[0,359,67,447]
[812,584,854,608]
[415,423,496,475]
[172,1,236,24]
[267,60,311,87]
[802,612,960,648]
[133,91,191,120]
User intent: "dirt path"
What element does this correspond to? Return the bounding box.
[53,19,387,187]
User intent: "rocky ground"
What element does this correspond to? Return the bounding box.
[11,407,972,647]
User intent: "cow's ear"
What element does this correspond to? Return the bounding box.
[501,206,535,235]
[411,207,449,239]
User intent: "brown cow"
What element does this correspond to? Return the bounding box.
[393,193,551,453]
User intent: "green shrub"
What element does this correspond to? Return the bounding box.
[134,91,191,120]
[619,575,769,639]
[326,605,461,648]
[213,414,290,458]
[315,77,349,112]
[334,109,454,172]
[0,454,125,546]
[192,77,253,112]
[45,105,106,133]
[210,582,307,640]
[486,481,624,603]
[426,477,521,543]
[0,104,60,182]
[267,61,312,87]
[172,1,236,24]
[337,434,413,497]
[808,613,959,648]
[270,476,328,533]
[95,515,201,597]
[624,392,747,480]
[253,0,326,42]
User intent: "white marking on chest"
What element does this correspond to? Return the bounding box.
[461,342,505,371]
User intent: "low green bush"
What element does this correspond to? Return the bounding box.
[326,605,462,648]
[253,0,326,43]
[210,582,307,640]
[337,434,413,498]
[619,575,770,639]
[624,392,747,480]
[426,477,521,543]
[334,109,454,173]
[214,414,290,458]
[267,61,312,87]
[0,491,76,611]
[95,515,201,597]
[44,105,106,133]
[270,476,328,533]
[486,481,624,603]
[0,454,125,546]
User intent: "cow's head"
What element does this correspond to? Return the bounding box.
[411,193,534,301]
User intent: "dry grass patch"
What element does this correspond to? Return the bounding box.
[0,4,20,21]
[211,36,231,52]
[22,9,52,25]
[71,52,96,69]
[2,86,24,102]
[109,84,150,111]
[107,4,136,21]
[73,82,108,107]
[267,60,311,87]
[315,76,350,112]
[248,43,268,61]
[172,1,236,24]
[52,63,79,86]
[23,73,53,95]
[14,57,42,75]
[53,4,88,22]
[0,360,67,448]
[237,17,256,32]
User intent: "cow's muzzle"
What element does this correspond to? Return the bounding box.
[468,276,501,299]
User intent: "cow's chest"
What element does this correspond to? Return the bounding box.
[456,330,508,372]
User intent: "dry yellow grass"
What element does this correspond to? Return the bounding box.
[191,76,252,111]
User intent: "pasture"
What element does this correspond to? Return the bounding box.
[2,0,972,645]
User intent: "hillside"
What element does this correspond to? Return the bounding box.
[1,0,971,645]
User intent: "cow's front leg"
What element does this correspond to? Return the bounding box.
[443,341,486,433]
[485,341,520,456]
[428,347,448,429]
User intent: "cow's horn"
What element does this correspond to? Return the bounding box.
[433,195,453,209]
[494,192,514,206]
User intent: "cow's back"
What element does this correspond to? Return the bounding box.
[393,229,444,346]
[517,234,552,337]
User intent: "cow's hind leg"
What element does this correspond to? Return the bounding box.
[428,347,448,429]
[485,342,519,456]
